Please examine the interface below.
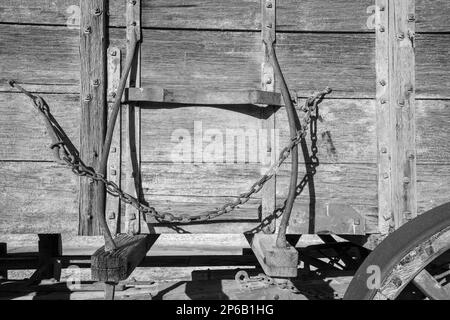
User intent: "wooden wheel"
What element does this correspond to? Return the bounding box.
[344,203,450,300]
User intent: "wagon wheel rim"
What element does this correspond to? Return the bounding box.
[374,226,450,300]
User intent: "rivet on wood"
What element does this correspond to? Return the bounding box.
[398,99,405,107]
[93,8,102,16]
[408,14,416,22]
[108,212,116,220]
[84,26,92,34]
[380,98,387,104]
[130,21,137,27]
[381,147,387,154]
[403,177,410,184]
[92,79,100,87]
[353,218,361,226]
[397,32,405,40]
[379,79,387,86]
[406,84,414,92]
[408,152,415,160]
[111,147,117,153]
[379,26,385,33]
[110,50,117,56]
[129,213,136,221]
[110,91,116,98]
[266,77,272,84]
[84,94,92,102]
[110,169,117,176]
[129,0,137,5]
[379,6,385,12]
[266,23,273,28]
[383,173,389,179]
[266,1,272,8]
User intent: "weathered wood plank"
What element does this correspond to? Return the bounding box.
[125,88,282,106]
[1,26,450,98]
[2,94,450,166]
[388,0,417,228]
[0,0,448,32]
[91,234,156,283]
[78,0,107,235]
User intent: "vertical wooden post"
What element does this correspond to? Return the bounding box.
[106,47,122,235]
[37,234,62,281]
[79,0,107,235]
[376,0,416,233]
[124,0,145,234]
[0,243,7,280]
[261,0,276,233]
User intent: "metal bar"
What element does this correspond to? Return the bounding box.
[263,34,299,249]
[97,31,139,251]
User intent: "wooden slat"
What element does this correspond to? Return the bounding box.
[123,0,143,235]
[388,0,417,228]
[1,25,450,98]
[2,95,450,166]
[125,88,282,106]
[79,0,107,235]
[105,47,121,235]
[0,0,449,32]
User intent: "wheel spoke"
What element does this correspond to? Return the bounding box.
[412,269,450,300]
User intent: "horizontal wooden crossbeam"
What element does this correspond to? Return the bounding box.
[124,88,282,106]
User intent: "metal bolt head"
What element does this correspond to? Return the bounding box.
[379,26,385,33]
[353,218,361,226]
[408,14,416,22]
[406,85,414,92]
[110,91,116,98]
[92,79,100,87]
[380,98,387,104]
[379,5,385,11]
[381,147,388,154]
[398,99,405,107]
[266,2,272,8]
[129,213,136,221]
[408,152,415,160]
[84,26,92,34]
[266,23,273,28]
[110,169,117,176]
[84,94,92,102]
[111,147,117,153]
[130,0,137,5]
[397,32,405,40]
[108,211,116,220]
[266,77,272,85]
[379,79,387,86]
[94,8,102,16]
[383,173,389,179]
[110,50,117,56]
[130,21,137,27]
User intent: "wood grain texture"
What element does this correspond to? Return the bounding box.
[2,95,450,165]
[0,0,448,32]
[1,25,450,98]
[78,0,107,235]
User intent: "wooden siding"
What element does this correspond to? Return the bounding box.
[0,0,449,234]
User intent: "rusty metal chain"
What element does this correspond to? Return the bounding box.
[9,79,330,224]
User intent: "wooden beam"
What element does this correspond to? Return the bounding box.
[124,88,282,106]
[261,0,277,233]
[79,0,107,235]
[34,234,62,282]
[91,234,157,283]
[249,234,298,278]
[123,0,144,235]
[106,47,122,235]
[0,243,6,280]
[376,0,417,233]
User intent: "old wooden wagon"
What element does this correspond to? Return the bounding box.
[1,0,450,300]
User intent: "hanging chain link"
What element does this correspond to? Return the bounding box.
[10,80,330,224]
